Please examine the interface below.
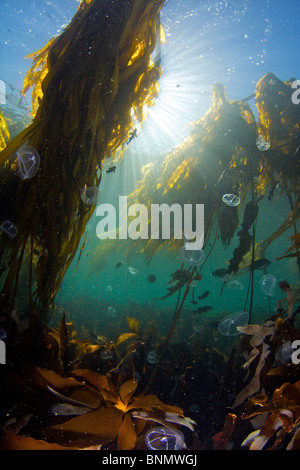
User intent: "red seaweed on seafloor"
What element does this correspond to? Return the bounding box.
[212,413,237,450]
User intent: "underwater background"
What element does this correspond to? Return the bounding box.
[0,0,300,451]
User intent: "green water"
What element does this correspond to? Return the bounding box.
[0,0,299,451]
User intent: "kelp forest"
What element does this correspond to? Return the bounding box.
[0,0,300,451]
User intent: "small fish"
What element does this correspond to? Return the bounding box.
[147,274,156,283]
[213,268,228,278]
[127,128,137,144]
[198,290,209,301]
[106,166,116,174]
[115,261,123,270]
[194,306,212,315]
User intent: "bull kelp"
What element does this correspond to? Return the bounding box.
[92,74,300,389]
[90,74,299,271]
[0,0,300,453]
[0,0,165,313]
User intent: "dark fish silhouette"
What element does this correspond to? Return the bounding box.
[147,274,156,283]
[213,268,228,278]
[198,290,209,301]
[106,166,116,174]
[127,128,137,144]
[115,261,123,270]
[194,306,212,315]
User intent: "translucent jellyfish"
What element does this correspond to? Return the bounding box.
[16,146,40,179]
[228,280,244,290]
[81,186,100,206]
[107,306,116,317]
[260,274,277,296]
[222,193,241,207]
[105,285,113,293]
[189,404,200,414]
[218,311,249,336]
[273,341,294,366]
[0,220,17,238]
[180,246,205,266]
[256,135,270,151]
[0,328,7,340]
[145,426,186,451]
[128,266,139,275]
[147,350,158,365]
[99,349,114,361]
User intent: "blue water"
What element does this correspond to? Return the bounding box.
[0,2,299,450]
